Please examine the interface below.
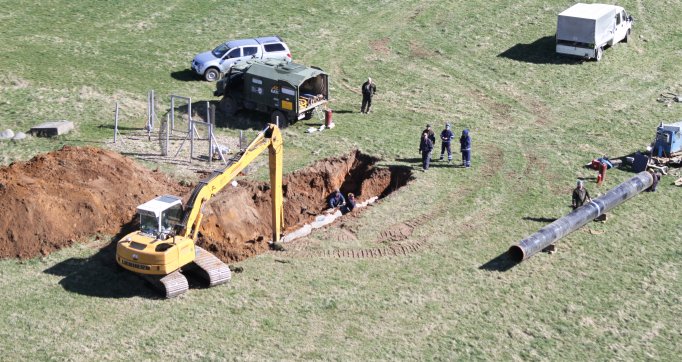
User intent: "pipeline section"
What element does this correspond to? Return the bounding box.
[509,171,653,262]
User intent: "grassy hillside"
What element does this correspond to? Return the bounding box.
[0,0,680,359]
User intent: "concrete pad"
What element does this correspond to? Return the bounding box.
[12,132,27,141]
[0,129,14,140]
[30,121,74,137]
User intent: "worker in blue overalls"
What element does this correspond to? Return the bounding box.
[439,123,455,163]
[460,128,471,168]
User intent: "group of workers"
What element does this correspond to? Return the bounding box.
[419,123,471,171]
[358,77,472,172]
[327,189,356,214]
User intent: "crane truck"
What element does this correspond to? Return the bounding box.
[116,124,284,298]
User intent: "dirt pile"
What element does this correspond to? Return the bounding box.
[0,147,411,263]
[198,150,413,262]
[0,146,185,258]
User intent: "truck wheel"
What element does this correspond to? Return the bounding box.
[271,110,289,128]
[219,96,238,116]
[595,47,603,61]
[623,29,630,43]
[204,68,220,82]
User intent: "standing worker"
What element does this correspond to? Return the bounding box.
[422,124,436,145]
[360,77,376,114]
[571,180,592,209]
[419,131,434,171]
[460,128,471,168]
[439,123,455,163]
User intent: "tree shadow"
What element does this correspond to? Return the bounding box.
[498,36,583,65]
[43,220,161,299]
[479,251,520,272]
[522,216,557,223]
[170,69,200,82]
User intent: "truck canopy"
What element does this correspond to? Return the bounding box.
[241,60,327,89]
[557,3,617,45]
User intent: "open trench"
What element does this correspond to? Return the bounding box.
[197,150,413,262]
[0,147,412,262]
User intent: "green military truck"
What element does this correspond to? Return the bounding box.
[214,59,329,127]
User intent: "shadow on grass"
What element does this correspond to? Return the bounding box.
[98,124,145,131]
[479,250,520,272]
[43,220,160,299]
[170,69,200,82]
[333,110,355,114]
[396,157,463,169]
[523,216,557,223]
[498,36,583,65]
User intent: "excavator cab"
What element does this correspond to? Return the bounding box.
[137,195,183,240]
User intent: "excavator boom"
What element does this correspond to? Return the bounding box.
[116,124,284,297]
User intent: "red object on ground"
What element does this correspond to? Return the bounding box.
[597,162,607,185]
[325,109,333,127]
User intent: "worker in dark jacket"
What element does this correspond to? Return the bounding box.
[360,77,376,114]
[422,124,436,144]
[439,123,455,162]
[340,193,356,214]
[572,180,591,209]
[419,131,434,171]
[328,189,346,209]
[460,128,471,168]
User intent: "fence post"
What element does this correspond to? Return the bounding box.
[190,121,194,163]
[114,102,119,143]
[164,113,170,156]
[208,123,213,166]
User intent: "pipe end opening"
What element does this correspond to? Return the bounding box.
[508,245,525,262]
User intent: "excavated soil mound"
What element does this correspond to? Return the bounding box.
[0,146,185,259]
[198,150,413,262]
[0,147,411,264]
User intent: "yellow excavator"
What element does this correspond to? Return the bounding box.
[116,124,283,298]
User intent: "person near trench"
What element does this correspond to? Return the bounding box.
[360,77,376,114]
[340,193,356,214]
[419,131,434,171]
[439,123,455,162]
[328,189,346,209]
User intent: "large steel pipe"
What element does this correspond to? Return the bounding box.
[509,171,653,262]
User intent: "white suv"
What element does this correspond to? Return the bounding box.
[191,36,292,81]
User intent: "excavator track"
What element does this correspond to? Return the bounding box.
[191,246,231,287]
[142,270,189,299]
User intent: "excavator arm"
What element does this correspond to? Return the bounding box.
[178,123,284,243]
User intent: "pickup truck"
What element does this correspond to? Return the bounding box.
[215,59,329,127]
[556,3,633,61]
[191,36,292,81]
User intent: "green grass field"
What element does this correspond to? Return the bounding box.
[1,0,681,359]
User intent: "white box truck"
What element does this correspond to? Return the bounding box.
[556,3,633,61]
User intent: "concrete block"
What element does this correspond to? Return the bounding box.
[0,129,14,140]
[30,121,74,137]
